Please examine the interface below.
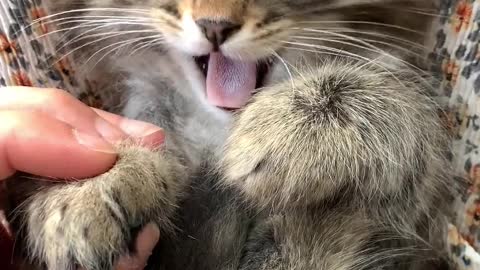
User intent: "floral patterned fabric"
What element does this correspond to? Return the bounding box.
[1,0,480,269]
[433,0,480,269]
[0,0,78,91]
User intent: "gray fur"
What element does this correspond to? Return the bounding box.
[6,0,461,269]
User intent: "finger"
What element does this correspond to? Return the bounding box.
[116,223,160,270]
[0,87,127,143]
[0,110,116,180]
[93,109,165,148]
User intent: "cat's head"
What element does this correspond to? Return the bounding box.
[51,0,437,110]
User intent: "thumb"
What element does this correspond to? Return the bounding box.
[0,111,117,180]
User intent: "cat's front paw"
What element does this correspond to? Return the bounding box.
[9,144,186,270]
[23,184,132,270]
[221,63,445,209]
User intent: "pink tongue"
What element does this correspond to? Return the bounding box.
[206,52,257,109]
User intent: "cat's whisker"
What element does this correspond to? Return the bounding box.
[36,19,155,41]
[293,28,430,76]
[296,28,428,50]
[272,51,296,90]
[281,45,363,61]
[128,36,165,56]
[56,29,159,57]
[385,5,438,12]
[292,35,384,54]
[55,21,128,45]
[30,7,152,24]
[50,15,168,25]
[355,37,426,57]
[292,35,425,61]
[285,43,414,87]
[52,19,152,34]
[87,35,161,70]
[382,6,446,18]
[31,15,151,27]
[57,21,158,46]
[293,28,389,54]
[54,29,159,66]
[18,8,153,36]
[282,42,408,91]
[295,21,425,35]
[282,41,375,63]
[16,10,171,43]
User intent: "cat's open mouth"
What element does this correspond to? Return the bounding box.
[194,53,272,111]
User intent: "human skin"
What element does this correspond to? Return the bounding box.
[0,86,164,270]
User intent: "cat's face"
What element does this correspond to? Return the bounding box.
[53,0,435,110]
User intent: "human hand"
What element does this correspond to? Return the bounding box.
[0,86,163,270]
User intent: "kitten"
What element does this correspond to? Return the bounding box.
[6,0,460,269]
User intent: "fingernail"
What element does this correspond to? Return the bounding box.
[120,119,163,138]
[138,129,166,149]
[73,129,116,154]
[95,117,127,143]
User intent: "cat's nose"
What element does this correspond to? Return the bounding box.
[196,19,241,51]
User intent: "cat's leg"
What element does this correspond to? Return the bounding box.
[240,208,376,270]
[239,207,447,270]
[221,60,452,211]
[7,143,187,270]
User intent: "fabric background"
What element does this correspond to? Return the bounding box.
[1,0,480,269]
